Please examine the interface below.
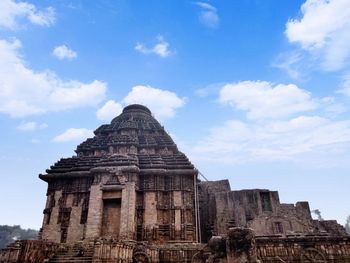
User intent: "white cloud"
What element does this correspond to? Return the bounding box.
[135,36,172,58]
[338,73,350,96]
[17,121,47,131]
[30,138,40,143]
[96,100,123,121]
[53,45,77,60]
[193,116,350,163]
[0,39,107,117]
[0,0,55,29]
[285,0,350,71]
[52,128,93,143]
[195,2,219,28]
[191,79,350,164]
[195,82,225,98]
[123,85,186,119]
[219,81,317,120]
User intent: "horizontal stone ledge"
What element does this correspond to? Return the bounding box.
[255,235,350,243]
[90,165,140,174]
[140,169,198,176]
[39,167,198,180]
[39,171,92,181]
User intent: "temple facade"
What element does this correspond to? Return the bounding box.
[1,104,350,263]
[39,104,199,245]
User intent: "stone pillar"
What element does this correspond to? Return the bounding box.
[85,184,103,239]
[226,227,257,263]
[119,181,136,239]
[173,191,182,239]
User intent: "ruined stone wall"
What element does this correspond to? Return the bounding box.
[198,183,343,240]
[41,177,93,243]
[203,188,280,237]
[247,201,315,236]
[0,240,59,263]
[256,236,350,262]
[201,228,350,263]
[198,180,231,242]
[313,220,349,236]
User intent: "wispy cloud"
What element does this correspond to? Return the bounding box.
[0,0,55,29]
[272,51,306,80]
[17,121,47,131]
[194,117,350,163]
[195,2,219,28]
[135,36,172,58]
[53,45,77,60]
[338,72,350,97]
[52,128,93,142]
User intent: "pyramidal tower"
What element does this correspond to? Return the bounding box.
[39,104,199,244]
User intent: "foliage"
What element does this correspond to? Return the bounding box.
[0,225,38,249]
[346,216,350,235]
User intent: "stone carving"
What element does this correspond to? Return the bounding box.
[206,236,227,263]
[300,248,326,263]
[227,228,257,263]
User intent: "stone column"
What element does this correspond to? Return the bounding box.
[226,227,257,263]
[119,181,136,240]
[85,184,103,239]
[173,191,182,239]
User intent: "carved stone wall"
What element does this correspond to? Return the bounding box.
[256,236,350,262]
[0,240,59,263]
[41,177,93,243]
[39,105,198,245]
[138,173,197,243]
[199,181,348,241]
[199,229,350,263]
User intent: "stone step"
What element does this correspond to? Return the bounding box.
[48,260,92,263]
[48,256,93,263]
[47,244,94,263]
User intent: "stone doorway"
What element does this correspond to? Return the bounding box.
[101,198,121,237]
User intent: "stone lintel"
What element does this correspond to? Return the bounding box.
[101,185,124,191]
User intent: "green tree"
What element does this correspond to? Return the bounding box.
[0,225,38,249]
[346,215,350,235]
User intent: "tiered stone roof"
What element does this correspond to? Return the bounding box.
[41,104,194,179]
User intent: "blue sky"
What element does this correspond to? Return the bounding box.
[1,0,350,229]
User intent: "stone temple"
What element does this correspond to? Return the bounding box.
[1,104,350,263]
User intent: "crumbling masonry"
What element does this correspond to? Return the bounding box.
[1,104,349,263]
